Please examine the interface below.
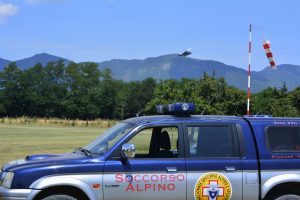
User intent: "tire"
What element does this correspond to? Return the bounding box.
[41,194,78,200]
[274,194,300,200]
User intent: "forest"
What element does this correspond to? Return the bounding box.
[1,60,299,119]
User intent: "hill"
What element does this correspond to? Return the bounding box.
[99,54,300,92]
[254,64,300,91]
[15,53,71,70]
[1,53,300,92]
[0,53,71,70]
[0,58,11,71]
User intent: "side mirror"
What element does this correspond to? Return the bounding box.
[121,143,135,159]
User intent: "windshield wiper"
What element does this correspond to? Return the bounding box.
[74,147,92,156]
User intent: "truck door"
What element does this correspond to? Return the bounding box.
[103,125,186,200]
[184,123,243,200]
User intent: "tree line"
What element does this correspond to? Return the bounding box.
[1,60,300,119]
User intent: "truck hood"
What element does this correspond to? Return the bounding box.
[2,153,106,189]
[2,152,104,172]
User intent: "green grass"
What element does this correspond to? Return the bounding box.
[0,124,180,167]
[0,124,104,166]
[0,117,117,128]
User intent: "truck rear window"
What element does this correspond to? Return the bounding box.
[187,126,239,158]
[266,126,300,152]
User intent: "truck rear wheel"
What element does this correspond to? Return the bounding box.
[274,194,300,200]
[41,194,78,200]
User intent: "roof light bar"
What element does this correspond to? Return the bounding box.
[156,103,195,115]
[243,115,273,118]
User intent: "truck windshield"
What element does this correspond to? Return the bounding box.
[84,122,134,155]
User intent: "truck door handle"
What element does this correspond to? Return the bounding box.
[225,166,236,172]
[167,167,177,172]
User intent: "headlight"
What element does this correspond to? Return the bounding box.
[0,170,3,185]
[2,172,14,188]
[7,159,26,166]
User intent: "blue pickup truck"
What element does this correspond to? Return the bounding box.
[1,103,300,200]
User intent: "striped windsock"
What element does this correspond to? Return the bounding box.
[263,40,276,70]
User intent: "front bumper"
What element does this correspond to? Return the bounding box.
[0,186,40,200]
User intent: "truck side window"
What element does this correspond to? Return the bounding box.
[128,127,179,158]
[266,126,300,152]
[188,126,238,158]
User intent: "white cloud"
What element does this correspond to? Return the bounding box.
[0,3,18,17]
[0,2,18,23]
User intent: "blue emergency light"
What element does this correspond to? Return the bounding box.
[243,114,273,118]
[156,103,195,115]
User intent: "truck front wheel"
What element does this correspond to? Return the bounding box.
[274,194,300,200]
[41,194,78,200]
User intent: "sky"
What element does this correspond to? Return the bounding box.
[0,0,299,71]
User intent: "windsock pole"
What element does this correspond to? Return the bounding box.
[247,24,252,115]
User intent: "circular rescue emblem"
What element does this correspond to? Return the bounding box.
[194,172,232,200]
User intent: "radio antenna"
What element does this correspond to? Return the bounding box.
[201,96,216,115]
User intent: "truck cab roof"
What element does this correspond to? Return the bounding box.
[124,115,244,125]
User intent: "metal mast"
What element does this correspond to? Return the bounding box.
[247,24,252,115]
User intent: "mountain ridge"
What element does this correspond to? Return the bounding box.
[99,54,300,93]
[0,53,71,71]
[0,58,11,70]
[0,53,299,93]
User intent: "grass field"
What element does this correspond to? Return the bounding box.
[0,117,117,128]
[0,123,179,167]
[0,124,105,166]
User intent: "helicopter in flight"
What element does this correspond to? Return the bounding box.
[178,48,192,57]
